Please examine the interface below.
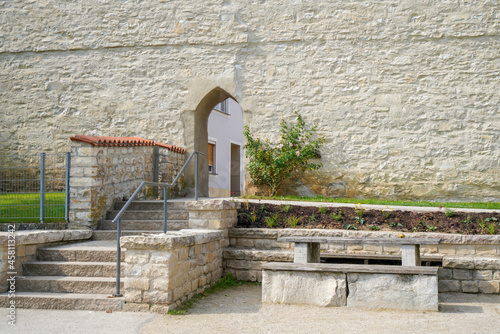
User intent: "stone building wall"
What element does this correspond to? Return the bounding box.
[1,1,499,201]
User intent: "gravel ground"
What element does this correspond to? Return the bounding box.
[2,284,500,334]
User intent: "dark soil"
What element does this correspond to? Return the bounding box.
[236,203,500,235]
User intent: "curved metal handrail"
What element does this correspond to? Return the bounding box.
[113,150,203,297]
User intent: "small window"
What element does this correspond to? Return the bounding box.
[208,142,216,174]
[214,100,230,115]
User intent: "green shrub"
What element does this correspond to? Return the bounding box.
[244,112,324,195]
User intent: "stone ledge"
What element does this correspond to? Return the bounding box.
[262,262,439,276]
[186,199,241,211]
[0,230,92,246]
[443,256,500,270]
[229,228,500,245]
[121,229,223,250]
[223,248,293,262]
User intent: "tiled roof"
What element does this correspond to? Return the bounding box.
[70,135,186,153]
[154,142,186,154]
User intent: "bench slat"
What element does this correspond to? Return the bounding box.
[262,262,439,275]
[278,237,441,245]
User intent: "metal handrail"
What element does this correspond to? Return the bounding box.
[112,150,203,297]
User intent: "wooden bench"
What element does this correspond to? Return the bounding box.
[278,236,441,266]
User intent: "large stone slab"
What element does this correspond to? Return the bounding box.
[346,273,438,311]
[262,270,346,307]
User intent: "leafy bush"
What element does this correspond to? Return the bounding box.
[244,112,324,195]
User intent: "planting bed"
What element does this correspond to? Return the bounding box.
[237,203,500,235]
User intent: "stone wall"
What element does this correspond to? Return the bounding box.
[0,230,92,292]
[1,1,499,201]
[120,230,224,313]
[225,228,500,294]
[69,141,185,229]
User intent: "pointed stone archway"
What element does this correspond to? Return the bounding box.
[183,87,241,198]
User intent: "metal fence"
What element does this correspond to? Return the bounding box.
[0,153,70,222]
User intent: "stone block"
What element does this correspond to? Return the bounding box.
[475,270,493,281]
[421,245,438,254]
[453,269,473,280]
[124,290,143,303]
[442,256,474,269]
[438,244,457,254]
[474,257,500,270]
[461,281,479,293]
[478,281,500,294]
[262,270,347,307]
[476,246,498,256]
[494,271,500,280]
[347,273,438,311]
[143,290,173,304]
[237,238,255,248]
[124,251,150,264]
[438,280,461,292]
[150,250,177,264]
[438,268,452,279]
[125,278,150,291]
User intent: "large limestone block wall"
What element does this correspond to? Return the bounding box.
[1,1,499,200]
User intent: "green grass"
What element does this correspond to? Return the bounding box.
[240,195,500,210]
[167,273,260,315]
[0,192,66,222]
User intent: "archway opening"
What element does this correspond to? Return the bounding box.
[187,87,244,198]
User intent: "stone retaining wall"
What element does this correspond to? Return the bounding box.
[0,230,92,292]
[225,228,500,294]
[121,229,224,313]
[69,141,185,229]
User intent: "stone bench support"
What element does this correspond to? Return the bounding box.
[262,262,439,311]
[278,237,441,266]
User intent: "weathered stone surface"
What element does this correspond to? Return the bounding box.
[461,281,479,294]
[453,269,473,280]
[1,1,499,201]
[0,230,92,246]
[346,273,438,311]
[478,281,500,294]
[438,280,461,293]
[474,257,500,270]
[262,270,346,307]
[443,256,475,269]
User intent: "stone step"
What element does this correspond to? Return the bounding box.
[97,219,188,231]
[0,292,124,311]
[91,230,165,241]
[38,241,120,262]
[23,261,119,277]
[113,200,188,211]
[16,276,121,294]
[105,209,189,221]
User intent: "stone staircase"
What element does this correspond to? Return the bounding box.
[0,241,124,311]
[92,199,190,240]
[0,200,191,310]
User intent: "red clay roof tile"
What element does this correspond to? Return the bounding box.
[70,135,186,153]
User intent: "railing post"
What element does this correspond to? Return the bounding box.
[153,146,159,198]
[40,152,46,223]
[65,152,71,222]
[195,152,199,201]
[114,218,122,297]
[163,187,167,233]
